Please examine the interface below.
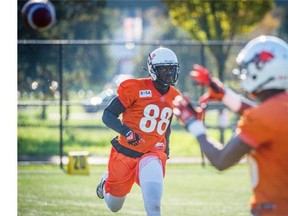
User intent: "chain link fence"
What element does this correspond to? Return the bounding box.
[18,40,246,166]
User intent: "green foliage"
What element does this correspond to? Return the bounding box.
[162,0,274,80]
[279,6,288,40]
[18,164,251,216]
[18,1,117,100]
[163,0,273,40]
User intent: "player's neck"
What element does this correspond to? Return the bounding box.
[253,89,285,102]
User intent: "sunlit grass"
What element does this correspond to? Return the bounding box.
[18,106,236,158]
[18,164,251,216]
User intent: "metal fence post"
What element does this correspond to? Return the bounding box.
[59,44,63,169]
[199,43,206,167]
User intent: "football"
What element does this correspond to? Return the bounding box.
[21,0,56,32]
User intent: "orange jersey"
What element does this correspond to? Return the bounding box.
[237,92,288,215]
[116,78,181,154]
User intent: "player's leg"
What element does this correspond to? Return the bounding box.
[104,188,126,212]
[97,148,136,212]
[139,156,163,216]
[96,171,126,212]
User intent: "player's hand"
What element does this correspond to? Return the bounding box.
[190,64,225,103]
[199,77,225,103]
[190,64,211,86]
[125,131,145,146]
[173,94,207,137]
[172,94,205,125]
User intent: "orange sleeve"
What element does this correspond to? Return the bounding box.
[117,79,137,108]
[237,106,275,149]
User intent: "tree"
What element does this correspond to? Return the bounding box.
[162,0,273,81]
[18,0,115,119]
[278,6,288,40]
[18,0,115,103]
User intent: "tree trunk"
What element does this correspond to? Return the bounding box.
[209,45,229,82]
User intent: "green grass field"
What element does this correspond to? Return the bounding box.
[18,164,251,216]
[18,106,235,158]
[18,104,246,215]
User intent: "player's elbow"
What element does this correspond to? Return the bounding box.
[210,157,233,171]
[214,164,228,171]
[211,161,227,171]
[102,109,109,126]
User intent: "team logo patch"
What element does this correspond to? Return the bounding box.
[139,90,152,98]
[154,142,164,149]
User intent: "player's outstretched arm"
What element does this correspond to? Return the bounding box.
[190,64,255,115]
[196,134,252,170]
[173,95,252,170]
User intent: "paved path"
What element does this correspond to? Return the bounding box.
[18,156,205,165]
[18,155,247,166]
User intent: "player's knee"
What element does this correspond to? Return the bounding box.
[108,205,122,212]
[145,197,161,215]
[107,201,123,212]
[142,182,162,216]
[105,194,125,212]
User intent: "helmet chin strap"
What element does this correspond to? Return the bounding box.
[153,79,170,94]
[157,78,169,86]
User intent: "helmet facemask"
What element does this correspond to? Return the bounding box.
[153,64,180,86]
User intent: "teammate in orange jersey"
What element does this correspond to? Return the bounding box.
[96,47,181,216]
[173,35,288,216]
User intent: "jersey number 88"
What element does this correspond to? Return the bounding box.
[139,104,172,135]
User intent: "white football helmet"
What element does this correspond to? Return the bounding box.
[235,35,288,93]
[147,47,180,86]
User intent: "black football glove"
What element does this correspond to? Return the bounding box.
[125,131,145,146]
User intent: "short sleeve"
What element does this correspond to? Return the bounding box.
[117,79,137,108]
[237,108,275,148]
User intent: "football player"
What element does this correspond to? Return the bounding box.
[96,47,181,216]
[173,35,288,216]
